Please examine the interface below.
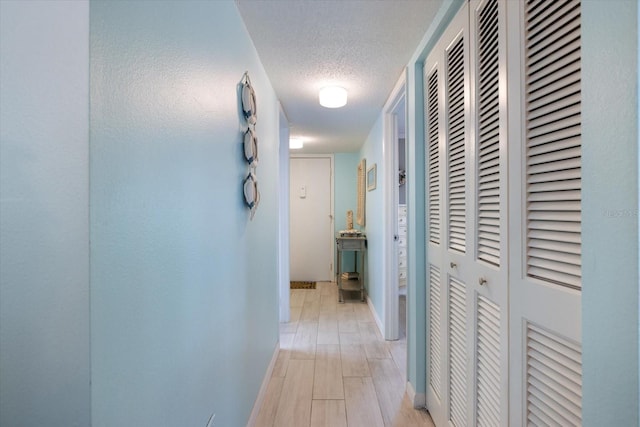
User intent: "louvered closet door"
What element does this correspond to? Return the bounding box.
[507,0,583,425]
[424,4,474,426]
[426,1,582,425]
[468,1,510,426]
[426,1,510,426]
[425,56,448,427]
[424,5,468,426]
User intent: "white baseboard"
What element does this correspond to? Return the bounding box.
[406,381,426,409]
[366,296,384,337]
[246,342,280,427]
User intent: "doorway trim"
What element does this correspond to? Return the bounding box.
[382,72,408,340]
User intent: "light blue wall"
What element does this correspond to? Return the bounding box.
[90,1,280,426]
[334,153,360,233]
[335,152,360,271]
[405,60,428,398]
[0,2,91,426]
[359,116,385,318]
[582,0,638,424]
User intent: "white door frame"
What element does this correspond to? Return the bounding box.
[289,153,335,281]
[278,104,290,322]
[382,72,408,340]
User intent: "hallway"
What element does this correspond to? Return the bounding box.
[254,282,434,427]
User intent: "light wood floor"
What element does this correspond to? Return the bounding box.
[253,282,435,427]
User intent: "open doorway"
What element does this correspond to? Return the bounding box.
[396,100,408,341]
[383,72,407,342]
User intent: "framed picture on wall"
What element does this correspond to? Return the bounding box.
[367,163,377,191]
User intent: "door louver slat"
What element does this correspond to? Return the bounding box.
[528,179,580,195]
[427,69,441,245]
[476,0,500,266]
[449,276,467,426]
[526,323,582,426]
[528,236,580,253]
[476,295,501,426]
[525,0,581,289]
[528,80,579,112]
[528,134,580,154]
[447,36,466,254]
[528,229,580,245]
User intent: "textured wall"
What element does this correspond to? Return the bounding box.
[0,1,91,425]
[90,1,280,425]
[334,153,360,234]
[334,152,360,272]
[359,116,385,320]
[582,0,639,424]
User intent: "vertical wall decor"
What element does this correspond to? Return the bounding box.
[241,71,259,219]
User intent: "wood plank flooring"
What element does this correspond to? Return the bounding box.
[253,282,434,427]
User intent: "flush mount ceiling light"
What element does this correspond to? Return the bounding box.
[289,138,303,149]
[319,86,348,108]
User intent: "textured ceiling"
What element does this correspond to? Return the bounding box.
[236,0,443,153]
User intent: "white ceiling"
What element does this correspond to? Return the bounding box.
[236,0,443,153]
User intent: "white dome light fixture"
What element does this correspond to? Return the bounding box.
[289,137,304,149]
[319,86,348,108]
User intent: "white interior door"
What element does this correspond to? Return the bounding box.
[507,1,583,425]
[424,5,469,425]
[426,1,510,425]
[424,31,446,427]
[465,1,510,425]
[289,156,333,282]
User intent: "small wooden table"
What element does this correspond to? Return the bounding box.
[335,234,367,303]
